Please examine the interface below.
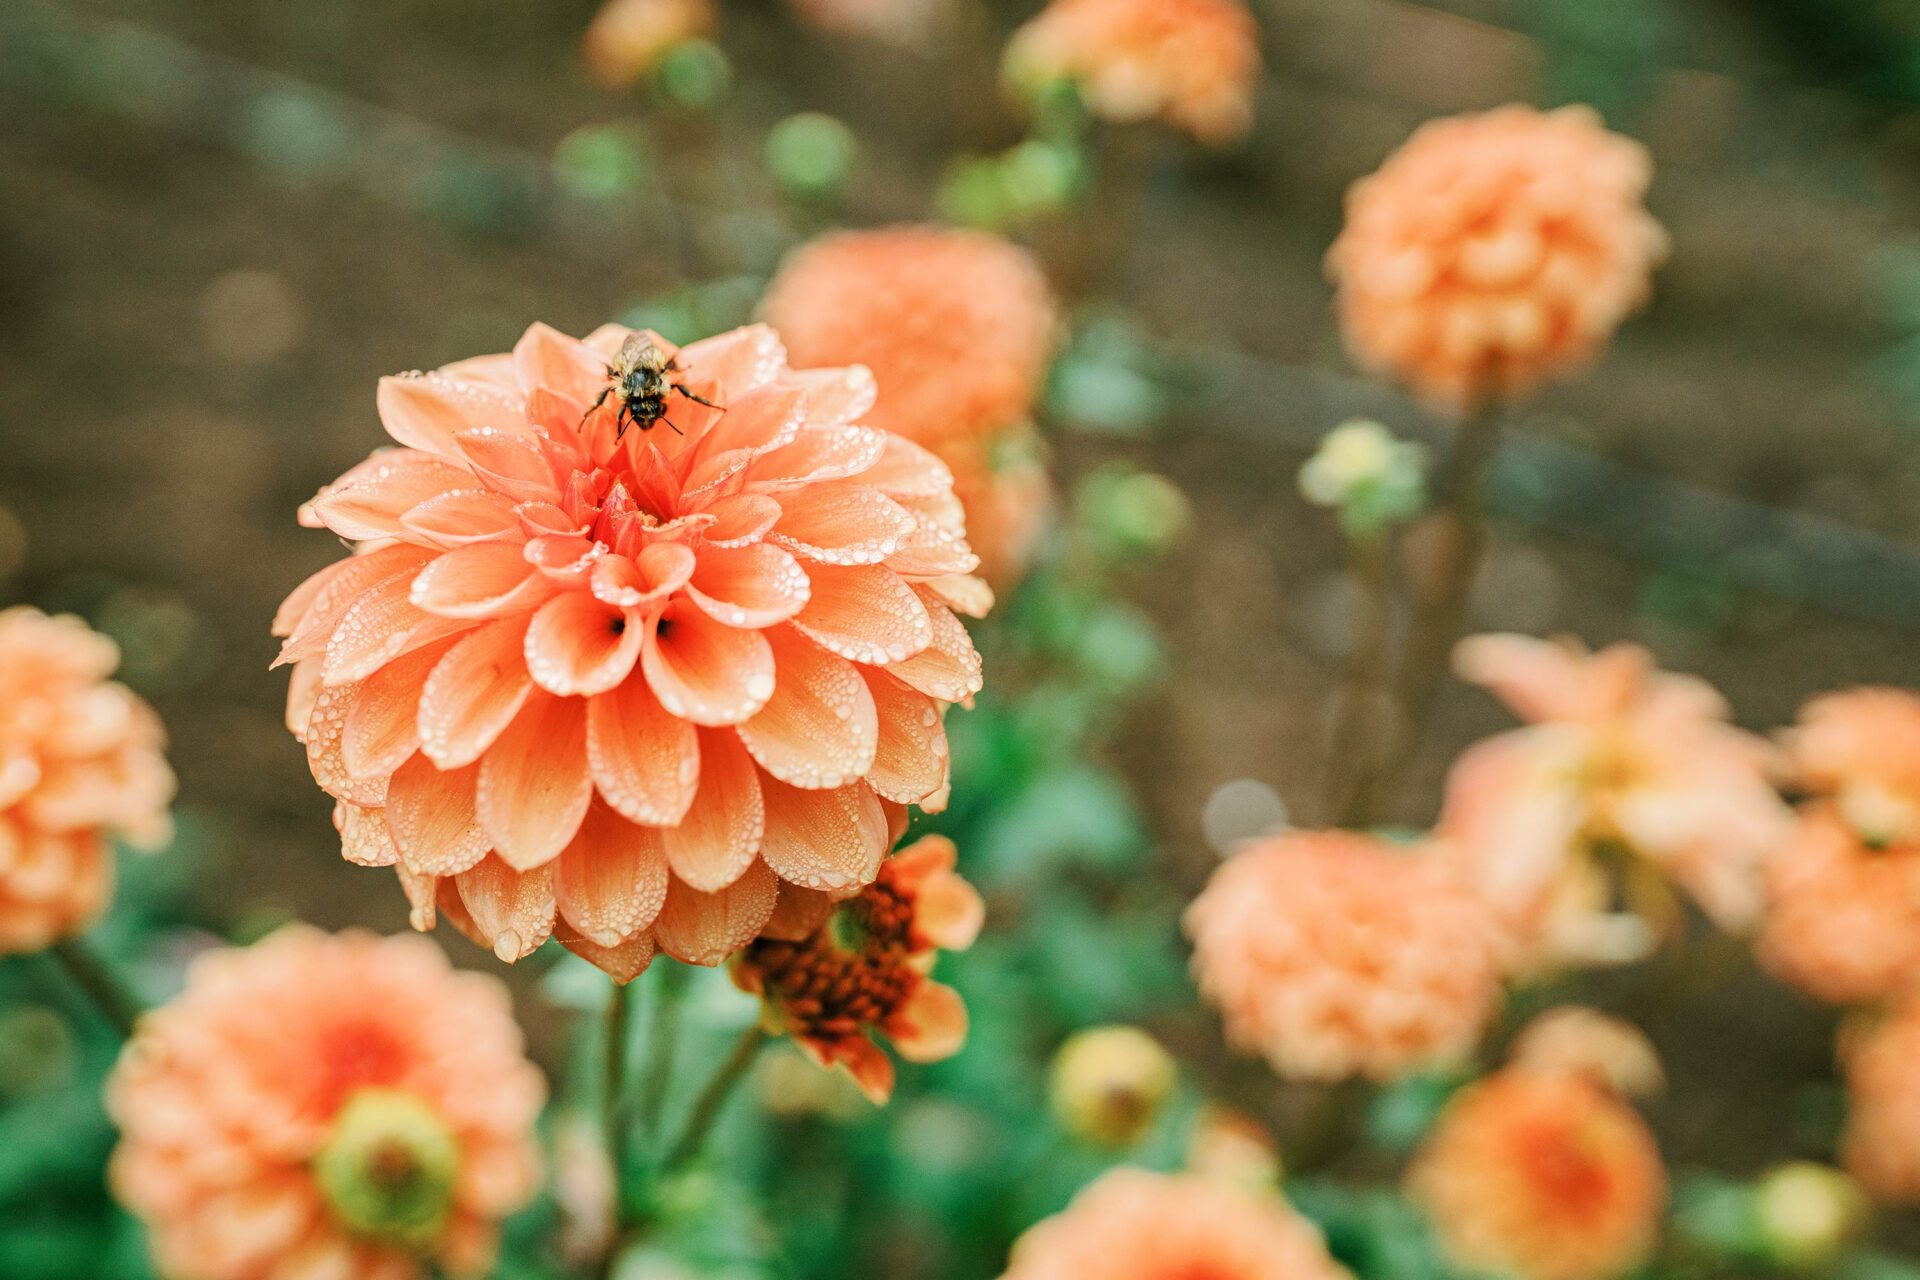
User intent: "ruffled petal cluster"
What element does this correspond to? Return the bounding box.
[733,833,981,1102]
[0,606,174,953]
[1438,634,1792,973]
[1408,1067,1667,1280]
[1000,1168,1348,1280]
[1784,687,1920,847]
[275,324,985,979]
[1507,1006,1663,1100]
[1002,0,1261,145]
[1761,805,1920,1006]
[1185,830,1502,1082]
[1326,105,1668,412]
[106,927,544,1280]
[762,227,1059,590]
[1841,995,1920,1204]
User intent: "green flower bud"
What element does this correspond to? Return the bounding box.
[1756,1162,1867,1269]
[1075,465,1191,560]
[1298,419,1428,538]
[1049,1025,1177,1147]
[313,1088,460,1251]
[765,113,858,201]
[553,123,653,201]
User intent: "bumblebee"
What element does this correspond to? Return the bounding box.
[587,333,722,439]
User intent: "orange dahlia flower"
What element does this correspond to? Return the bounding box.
[1002,0,1261,146]
[106,926,544,1280]
[1185,831,1502,1083]
[1326,105,1668,413]
[1507,1006,1664,1100]
[945,431,1053,590]
[1000,1168,1348,1280]
[582,0,714,90]
[1761,805,1920,1006]
[275,323,985,980]
[1438,634,1791,973]
[1841,995,1920,1203]
[732,832,980,1102]
[1408,1068,1667,1280]
[0,606,173,953]
[1785,687,1920,848]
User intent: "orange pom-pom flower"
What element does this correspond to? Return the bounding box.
[0,606,173,954]
[1785,687,1920,848]
[274,324,985,979]
[1761,805,1920,1006]
[107,927,544,1280]
[1186,830,1502,1083]
[1326,105,1668,412]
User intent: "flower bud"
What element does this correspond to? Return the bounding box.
[313,1088,460,1250]
[1297,419,1427,537]
[1049,1025,1177,1147]
[1756,1162,1866,1269]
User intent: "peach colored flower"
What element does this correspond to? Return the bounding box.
[1326,105,1668,413]
[1784,687,1920,848]
[786,0,950,46]
[731,833,980,1102]
[1761,805,1920,1006]
[1408,1068,1667,1280]
[1507,1006,1664,1100]
[581,0,713,90]
[761,226,1058,456]
[1002,0,1261,146]
[106,927,544,1280]
[1841,994,1920,1203]
[944,431,1053,591]
[1185,831,1502,1083]
[1438,634,1791,973]
[1001,1168,1348,1280]
[274,323,985,980]
[0,607,173,954]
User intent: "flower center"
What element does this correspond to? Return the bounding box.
[745,879,921,1041]
[313,1088,461,1251]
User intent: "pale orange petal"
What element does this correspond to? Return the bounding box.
[888,979,968,1063]
[651,861,779,965]
[641,600,776,727]
[738,628,878,789]
[524,593,643,697]
[554,799,670,946]
[862,669,948,804]
[791,564,932,666]
[686,543,812,629]
[456,856,558,962]
[410,543,553,620]
[417,615,536,769]
[887,587,982,701]
[770,483,917,565]
[477,693,592,870]
[758,778,887,893]
[586,677,699,827]
[385,754,490,876]
[659,729,764,891]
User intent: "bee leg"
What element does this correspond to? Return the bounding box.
[662,417,684,436]
[674,384,725,412]
[614,401,632,441]
[583,386,610,425]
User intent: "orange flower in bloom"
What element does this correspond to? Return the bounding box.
[1185,831,1501,1083]
[1785,687,1920,848]
[1507,1006,1664,1100]
[1761,805,1920,1005]
[1002,0,1261,146]
[1326,105,1668,413]
[1438,634,1791,973]
[274,324,985,980]
[945,432,1053,591]
[732,833,980,1102]
[1841,995,1920,1203]
[106,927,544,1280]
[581,0,713,90]
[1409,1068,1667,1280]
[0,607,173,953]
[1000,1168,1348,1280]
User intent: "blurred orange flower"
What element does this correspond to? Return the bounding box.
[1000,1168,1347,1280]
[1326,105,1667,413]
[732,833,980,1103]
[1002,0,1261,146]
[275,323,985,979]
[1409,1067,1667,1280]
[1784,687,1920,848]
[787,0,950,46]
[0,607,173,954]
[1507,1006,1664,1099]
[1185,831,1501,1083]
[1841,994,1920,1204]
[763,226,1059,590]
[582,0,713,90]
[107,927,544,1280]
[1761,805,1920,1005]
[1438,634,1791,972]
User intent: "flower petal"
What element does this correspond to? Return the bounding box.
[587,676,699,827]
[336,802,399,867]
[701,493,782,547]
[590,543,693,608]
[561,932,655,983]
[750,426,889,490]
[861,669,948,805]
[340,640,451,782]
[886,587,982,701]
[274,544,433,668]
[659,729,763,891]
[377,373,524,458]
[385,754,490,876]
[554,799,670,946]
[410,543,553,620]
[790,364,877,429]
[651,861,778,965]
[680,325,784,397]
[861,435,953,499]
[524,593,642,697]
[687,544,812,630]
[323,569,470,686]
[477,692,593,870]
[401,489,520,548]
[418,615,536,769]
[739,629,878,789]
[641,600,776,727]
[451,428,562,505]
[455,856,557,962]
[791,564,932,667]
[758,778,887,893]
[769,483,917,566]
[888,979,968,1063]
[513,321,607,404]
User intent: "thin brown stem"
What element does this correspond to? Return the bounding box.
[661,1025,766,1172]
[1320,530,1396,828]
[49,938,143,1037]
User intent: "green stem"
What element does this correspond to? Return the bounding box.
[48,938,143,1037]
[634,962,688,1151]
[1320,530,1395,828]
[661,1025,766,1172]
[601,980,637,1165]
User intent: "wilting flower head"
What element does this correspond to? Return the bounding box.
[581,0,714,90]
[1438,634,1791,973]
[732,833,980,1102]
[275,323,985,980]
[1760,805,1920,1006]
[1507,1006,1664,1099]
[762,226,1058,455]
[106,927,543,1280]
[1049,1024,1177,1148]
[1784,687,1920,848]
[1002,0,1261,146]
[0,607,173,954]
[1326,105,1667,413]
[1841,995,1920,1203]
[1186,831,1502,1083]
[1408,1067,1667,1280]
[1001,1168,1347,1280]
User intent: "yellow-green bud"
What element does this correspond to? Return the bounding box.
[1049,1025,1177,1147]
[1756,1162,1867,1269]
[1298,419,1427,537]
[313,1088,460,1250]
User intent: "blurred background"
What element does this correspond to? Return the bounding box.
[5,0,1920,1276]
